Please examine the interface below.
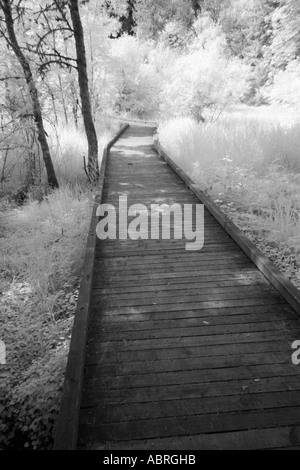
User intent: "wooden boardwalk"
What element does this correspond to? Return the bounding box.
[76,124,300,450]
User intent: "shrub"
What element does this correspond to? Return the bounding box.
[0,185,91,449]
[1,348,68,450]
[266,59,300,107]
[159,17,250,120]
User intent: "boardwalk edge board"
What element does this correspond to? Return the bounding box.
[153,141,300,317]
[53,123,130,451]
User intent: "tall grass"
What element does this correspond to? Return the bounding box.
[47,120,115,185]
[0,184,93,449]
[158,112,300,177]
[0,115,118,196]
[0,115,119,449]
[157,107,300,265]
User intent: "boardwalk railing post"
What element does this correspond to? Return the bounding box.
[53,123,129,450]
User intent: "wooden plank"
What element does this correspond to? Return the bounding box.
[94,265,255,281]
[96,245,241,257]
[78,427,300,450]
[83,363,299,392]
[95,251,249,263]
[85,350,292,377]
[93,289,281,309]
[94,259,253,275]
[92,363,296,395]
[53,123,130,450]
[95,269,264,291]
[95,296,286,317]
[93,304,294,325]
[90,320,296,342]
[95,285,277,305]
[85,338,292,366]
[86,330,295,356]
[94,268,260,285]
[81,375,300,407]
[78,407,300,443]
[96,280,273,294]
[98,313,296,334]
[93,276,270,294]
[80,390,300,425]
[98,313,297,335]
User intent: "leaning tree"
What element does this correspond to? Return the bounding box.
[0,0,59,189]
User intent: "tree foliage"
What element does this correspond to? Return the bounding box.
[0,0,59,189]
[0,0,101,189]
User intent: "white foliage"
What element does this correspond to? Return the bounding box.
[159,19,250,120]
[267,60,300,106]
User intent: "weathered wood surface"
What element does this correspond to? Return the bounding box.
[77,124,300,450]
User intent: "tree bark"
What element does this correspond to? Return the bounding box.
[69,0,99,181]
[1,0,59,189]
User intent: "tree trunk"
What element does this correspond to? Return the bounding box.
[58,74,69,125]
[69,0,99,182]
[1,0,59,189]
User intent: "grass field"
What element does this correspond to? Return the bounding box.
[158,105,300,289]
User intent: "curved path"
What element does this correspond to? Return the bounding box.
[77,124,300,450]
